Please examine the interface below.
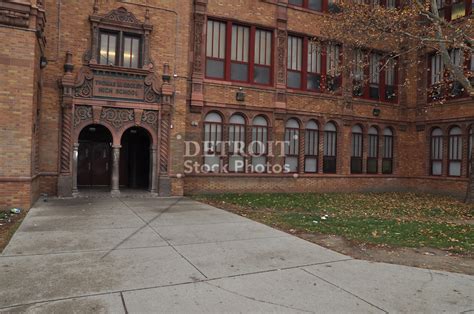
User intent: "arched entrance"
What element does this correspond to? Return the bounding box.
[77,124,113,188]
[120,127,151,190]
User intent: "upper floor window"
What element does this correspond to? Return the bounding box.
[353,49,398,102]
[429,49,470,100]
[206,20,273,85]
[288,0,340,12]
[287,36,342,93]
[99,31,142,68]
[437,0,472,20]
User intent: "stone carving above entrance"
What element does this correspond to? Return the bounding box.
[100,107,134,130]
[141,110,159,131]
[74,105,93,127]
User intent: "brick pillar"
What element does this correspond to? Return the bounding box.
[111,145,121,196]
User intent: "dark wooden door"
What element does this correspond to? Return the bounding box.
[78,142,111,187]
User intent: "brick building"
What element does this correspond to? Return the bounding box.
[0,0,472,209]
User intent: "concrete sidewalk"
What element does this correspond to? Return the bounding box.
[0,197,472,313]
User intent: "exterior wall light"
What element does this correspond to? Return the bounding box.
[236,87,245,102]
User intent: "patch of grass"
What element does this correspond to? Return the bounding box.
[194,192,474,254]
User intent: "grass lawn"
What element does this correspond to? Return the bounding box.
[194,193,474,255]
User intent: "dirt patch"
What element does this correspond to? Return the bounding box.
[200,199,474,275]
[0,208,28,253]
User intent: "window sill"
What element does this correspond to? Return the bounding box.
[203,79,276,91]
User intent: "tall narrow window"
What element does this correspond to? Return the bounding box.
[385,58,397,101]
[326,43,341,91]
[431,54,444,86]
[287,36,303,89]
[324,122,337,173]
[449,127,462,176]
[386,0,397,8]
[99,32,118,66]
[449,48,464,96]
[203,112,223,172]
[369,53,381,99]
[285,119,300,173]
[307,42,322,91]
[353,48,365,97]
[206,20,226,79]
[251,116,269,172]
[351,125,363,174]
[305,120,319,173]
[469,126,474,176]
[228,114,246,173]
[431,128,444,176]
[254,29,272,85]
[123,35,140,68]
[367,127,379,174]
[382,128,394,174]
[231,25,250,82]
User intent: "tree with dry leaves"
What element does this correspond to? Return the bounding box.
[320,0,474,202]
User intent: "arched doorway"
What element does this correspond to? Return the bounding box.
[77,124,113,188]
[120,127,151,190]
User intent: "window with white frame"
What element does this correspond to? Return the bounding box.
[385,58,397,100]
[431,128,444,176]
[449,127,463,176]
[383,128,394,174]
[430,54,444,85]
[351,125,363,174]
[287,36,303,89]
[285,119,300,173]
[251,116,269,171]
[305,120,319,173]
[353,48,364,96]
[228,114,246,172]
[203,112,223,172]
[367,127,379,174]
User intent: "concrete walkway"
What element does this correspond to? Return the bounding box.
[0,197,472,313]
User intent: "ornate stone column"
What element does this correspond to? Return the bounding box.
[149,147,158,194]
[111,145,121,196]
[58,51,75,197]
[158,108,171,196]
[72,143,79,196]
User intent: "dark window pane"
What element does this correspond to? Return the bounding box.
[385,85,396,101]
[289,0,304,5]
[351,158,363,174]
[288,71,302,89]
[382,159,393,174]
[323,157,337,173]
[367,159,378,174]
[353,81,364,96]
[307,74,321,90]
[369,86,379,99]
[206,59,225,79]
[254,66,270,84]
[308,0,323,10]
[231,63,248,81]
[327,75,340,91]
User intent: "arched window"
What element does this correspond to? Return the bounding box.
[228,114,246,172]
[323,122,337,173]
[285,119,300,173]
[430,128,443,176]
[305,120,319,173]
[351,125,363,174]
[469,126,473,176]
[449,126,462,177]
[251,116,269,172]
[367,127,379,174]
[382,128,394,174]
[203,112,223,172]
